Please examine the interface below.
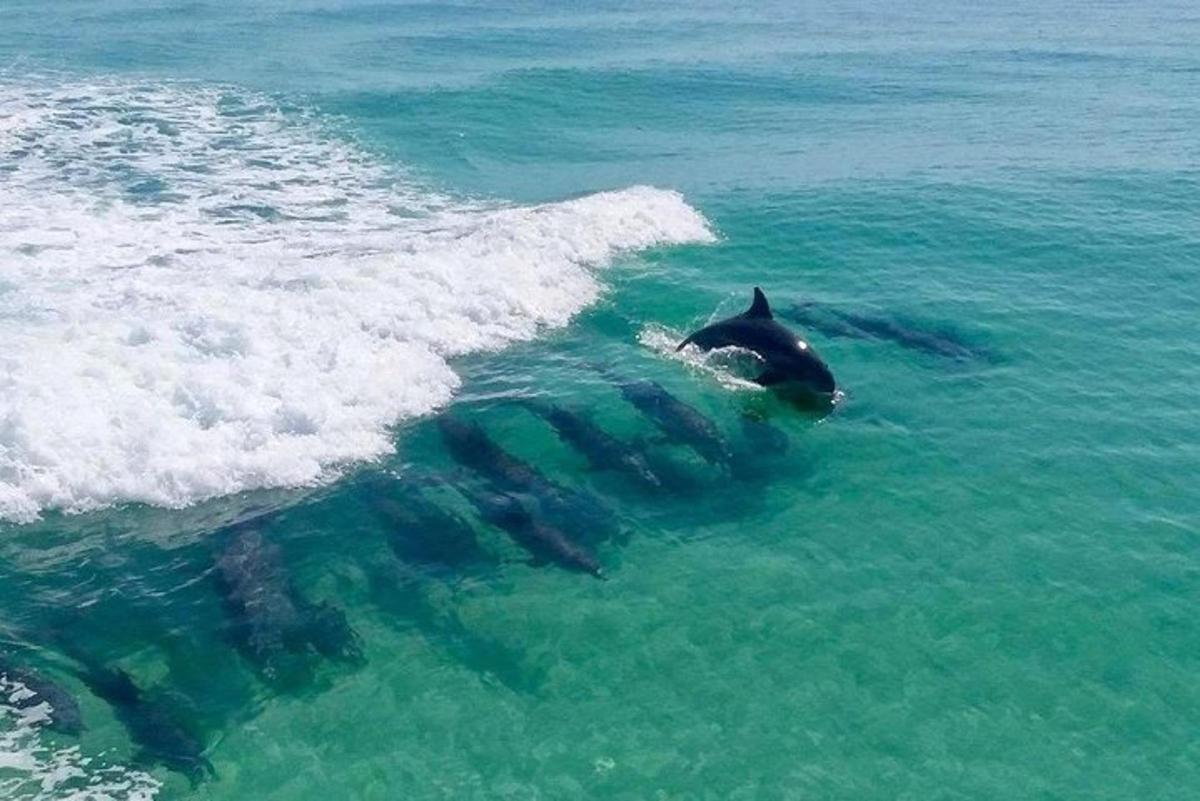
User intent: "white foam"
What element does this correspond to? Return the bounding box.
[0,77,715,522]
[638,324,765,392]
[0,676,160,800]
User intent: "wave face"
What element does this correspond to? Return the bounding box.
[0,79,714,523]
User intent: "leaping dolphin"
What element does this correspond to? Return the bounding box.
[678,287,836,395]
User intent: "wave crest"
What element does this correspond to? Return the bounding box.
[0,78,714,522]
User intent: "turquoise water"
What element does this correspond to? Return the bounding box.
[2,2,1198,798]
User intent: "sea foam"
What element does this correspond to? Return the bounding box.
[0,675,160,800]
[0,79,714,523]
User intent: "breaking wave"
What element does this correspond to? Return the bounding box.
[0,77,714,522]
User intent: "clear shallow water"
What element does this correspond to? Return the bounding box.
[1,2,1198,799]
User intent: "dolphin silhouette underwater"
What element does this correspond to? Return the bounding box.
[436,415,620,545]
[453,481,605,580]
[677,287,836,395]
[74,662,215,785]
[781,300,989,362]
[518,399,665,489]
[213,525,363,687]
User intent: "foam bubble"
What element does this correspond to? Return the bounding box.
[638,324,764,392]
[0,78,714,522]
[0,676,160,800]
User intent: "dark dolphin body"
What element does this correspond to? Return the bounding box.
[730,414,792,482]
[739,415,790,456]
[358,479,539,693]
[215,526,312,684]
[597,369,733,467]
[455,482,604,579]
[678,287,836,394]
[214,526,362,685]
[520,400,664,489]
[362,478,490,578]
[0,654,84,735]
[75,663,214,785]
[304,601,362,664]
[782,301,986,361]
[436,416,619,543]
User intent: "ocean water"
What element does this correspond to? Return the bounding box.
[1,1,1198,798]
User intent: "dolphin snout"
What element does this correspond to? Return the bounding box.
[812,364,836,394]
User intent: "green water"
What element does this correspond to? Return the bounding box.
[1,2,1198,799]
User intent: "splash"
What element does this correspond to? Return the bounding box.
[0,675,160,801]
[638,324,764,392]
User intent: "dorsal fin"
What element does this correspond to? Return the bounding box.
[744,287,772,319]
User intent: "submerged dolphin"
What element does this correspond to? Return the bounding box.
[214,526,363,686]
[782,301,987,361]
[75,663,214,785]
[519,400,663,489]
[594,367,733,467]
[361,477,491,578]
[678,287,836,394]
[0,654,84,735]
[436,416,619,544]
[454,482,604,579]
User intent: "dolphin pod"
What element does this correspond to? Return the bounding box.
[5,287,828,787]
